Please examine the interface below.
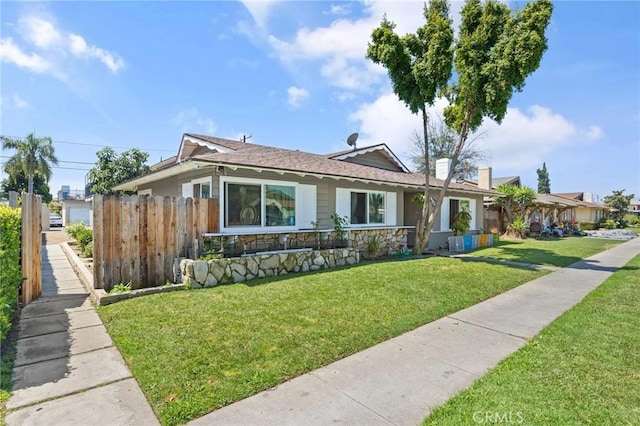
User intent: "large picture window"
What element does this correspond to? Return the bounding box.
[225,181,296,228]
[350,191,385,225]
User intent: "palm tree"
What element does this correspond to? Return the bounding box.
[1,133,58,194]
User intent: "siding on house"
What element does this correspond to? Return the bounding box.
[341,150,404,172]
[137,166,406,230]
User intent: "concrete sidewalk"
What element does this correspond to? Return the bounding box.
[189,238,640,426]
[5,244,158,426]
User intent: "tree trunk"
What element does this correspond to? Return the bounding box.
[423,111,472,249]
[27,173,34,194]
[413,108,430,254]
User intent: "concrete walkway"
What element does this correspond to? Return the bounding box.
[189,238,640,426]
[5,244,158,426]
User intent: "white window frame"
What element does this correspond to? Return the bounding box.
[220,176,301,233]
[137,188,152,196]
[191,176,213,199]
[337,188,391,227]
[441,196,477,231]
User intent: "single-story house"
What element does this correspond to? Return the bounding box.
[113,134,495,252]
[551,192,607,223]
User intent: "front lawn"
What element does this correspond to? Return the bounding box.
[424,254,640,425]
[100,257,544,425]
[470,236,622,267]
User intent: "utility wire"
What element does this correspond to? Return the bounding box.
[1,134,175,153]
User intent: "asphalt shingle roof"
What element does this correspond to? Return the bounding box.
[186,134,494,194]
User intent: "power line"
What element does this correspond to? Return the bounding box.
[0,155,94,165]
[1,134,175,153]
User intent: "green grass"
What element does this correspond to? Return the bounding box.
[99,257,545,425]
[470,237,622,267]
[424,254,640,425]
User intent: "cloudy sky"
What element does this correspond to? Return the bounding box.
[1,1,639,200]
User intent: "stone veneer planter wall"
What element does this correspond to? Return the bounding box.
[348,228,408,257]
[180,248,360,288]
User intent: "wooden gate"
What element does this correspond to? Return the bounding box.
[92,195,219,291]
[21,193,42,305]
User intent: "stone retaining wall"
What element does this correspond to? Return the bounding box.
[180,248,360,288]
[349,228,408,258]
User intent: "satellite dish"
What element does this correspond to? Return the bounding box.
[346,132,359,149]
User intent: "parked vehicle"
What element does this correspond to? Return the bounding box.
[49,213,63,227]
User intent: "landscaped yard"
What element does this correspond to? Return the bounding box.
[99,257,545,426]
[423,254,640,425]
[470,236,622,267]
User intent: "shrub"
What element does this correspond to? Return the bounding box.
[0,205,22,341]
[82,241,93,258]
[579,221,597,230]
[505,217,527,239]
[66,223,93,254]
[624,214,640,227]
[603,219,616,229]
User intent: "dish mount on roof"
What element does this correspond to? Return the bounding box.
[346,132,358,150]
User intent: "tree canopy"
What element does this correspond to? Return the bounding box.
[1,132,58,195]
[367,0,552,251]
[604,189,634,224]
[1,169,52,203]
[87,147,151,195]
[536,162,550,193]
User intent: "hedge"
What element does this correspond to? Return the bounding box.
[0,205,22,342]
[579,221,597,230]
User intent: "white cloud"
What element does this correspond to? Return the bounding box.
[265,1,441,91]
[335,91,356,102]
[19,15,61,48]
[584,125,604,141]
[287,86,309,108]
[68,34,125,73]
[12,93,29,108]
[0,38,50,72]
[240,0,280,28]
[171,107,217,134]
[349,92,602,174]
[7,14,125,75]
[325,4,351,16]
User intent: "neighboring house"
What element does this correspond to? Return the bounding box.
[552,192,606,223]
[57,185,92,225]
[113,134,494,251]
[628,198,640,216]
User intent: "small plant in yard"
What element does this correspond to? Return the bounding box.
[330,213,349,245]
[109,282,131,294]
[199,253,221,261]
[505,217,527,239]
[365,234,382,258]
[66,222,93,256]
[451,207,472,236]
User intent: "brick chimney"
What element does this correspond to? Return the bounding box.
[435,158,452,180]
[478,167,492,190]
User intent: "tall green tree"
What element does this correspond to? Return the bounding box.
[536,162,550,193]
[408,115,487,180]
[1,132,58,194]
[87,147,151,195]
[604,189,634,225]
[367,0,454,254]
[368,0,552,252]
[1,169,52,203]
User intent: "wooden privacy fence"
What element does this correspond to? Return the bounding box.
[92,195,219,291]
[22,193,42,305]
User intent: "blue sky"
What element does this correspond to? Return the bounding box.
[1,1,639,201]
